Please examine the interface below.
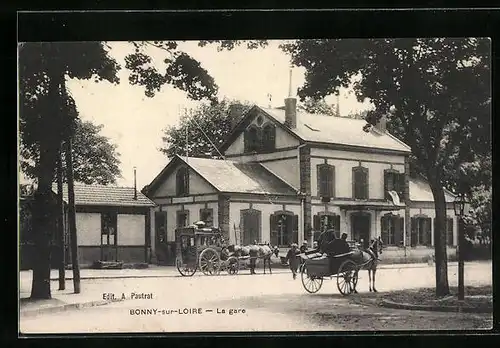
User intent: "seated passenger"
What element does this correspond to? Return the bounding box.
[337,233,351,255]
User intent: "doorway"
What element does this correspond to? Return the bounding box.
[351,212,371,249]
[241,209,261,245]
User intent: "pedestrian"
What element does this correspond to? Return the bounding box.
[286,243,300,280]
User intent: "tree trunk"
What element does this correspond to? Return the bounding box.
[30,138,59,299]
[428,176,450,297]
[30,67,64,299]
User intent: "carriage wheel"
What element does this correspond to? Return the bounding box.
[199,248,221,275]
[226,256,239,275]
[301,265,323,293]
[176,256,197,277]
[337,260,358,296]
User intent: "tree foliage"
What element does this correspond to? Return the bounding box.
[124,41,219,101]
[20,119,122,185]
[281,38,491,296]
[161,99,252,158]
[298,97,336,116]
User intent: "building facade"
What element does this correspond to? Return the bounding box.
[20,184,156,268]
[145,98,458,263]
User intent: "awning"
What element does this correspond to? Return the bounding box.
[338,200,405,211]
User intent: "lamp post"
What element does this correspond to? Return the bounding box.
[453,193,470,301]
[278,215,286,246]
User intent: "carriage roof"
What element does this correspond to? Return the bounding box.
[174,226,222,237]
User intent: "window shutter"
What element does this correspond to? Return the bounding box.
[410,217,417,247]
[292,215,299,244]
[398,173,406,201]
[396,217,404,246]
[364,168,369,199]
[381,215,388,245]
[270,214,278,246]
[317,165,322,197]
[331,166,336,198]
[313,214,320,231]
[384,170,389,200]
[426,218,432,246]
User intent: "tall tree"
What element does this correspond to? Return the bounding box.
[281,38,491,296]
[20,119,122,185]
[161,99,252,158]
[19,42,121,299]
[19,41,220,298]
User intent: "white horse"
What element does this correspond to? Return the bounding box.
[352,239,383,292]
[228,243,279,274]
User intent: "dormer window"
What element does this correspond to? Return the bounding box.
[352,166,369,199]
[262,123,276,151]
[176,167,189,196]
[244,125,261,153]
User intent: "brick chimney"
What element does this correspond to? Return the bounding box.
[284,68,297,128]
[228,103,246,130]
[374,114,387,133]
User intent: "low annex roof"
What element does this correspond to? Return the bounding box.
[409,178,456,203]
[51,183,156,207]
[180,156,298,196]
[260,107,411,153]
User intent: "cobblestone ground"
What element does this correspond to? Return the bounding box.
[20,262,493,333]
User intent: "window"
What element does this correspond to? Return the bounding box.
[244,126,261,152]
[317,164,335,198]
[313,213,340,238]
[261,124,276,151]
[101,211,117,261]
[411,217,432,246]
[176,210,189,228]
[381,214,404,246]
[384,170,405,201]
[176,167,189,196]
[199,208,214,227]
[352,166,369,199]
[270,212,298,247]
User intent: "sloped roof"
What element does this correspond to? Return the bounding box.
[409,178,456,202]
[51,183,156,207]
[259,107,411,153]
[182,156,298,195]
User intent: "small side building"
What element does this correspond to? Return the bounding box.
[19,184,156,269]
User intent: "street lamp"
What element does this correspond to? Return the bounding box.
[453,193,470,301]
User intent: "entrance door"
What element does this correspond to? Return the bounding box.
[241,209,261,245]
[101,212,118,261]
[351,213,371,249]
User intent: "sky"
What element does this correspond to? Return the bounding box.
[63,40,372,189]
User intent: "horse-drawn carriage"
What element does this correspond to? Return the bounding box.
[299,239,381,296]
[174,223,239,276]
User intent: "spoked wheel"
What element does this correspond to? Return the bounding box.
[199,248,221,275]
[337,259,358,296]
[176,256,197,277]
[226,256,239,275]
[301,265,323,293]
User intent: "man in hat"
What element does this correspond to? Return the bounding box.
[285,243,300,279]
[338,233,351,255]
